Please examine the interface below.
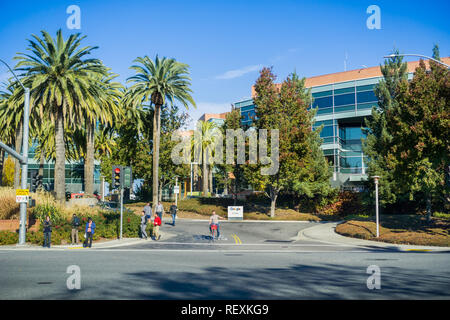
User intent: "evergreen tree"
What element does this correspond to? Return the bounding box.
[388,58,450,220]
[363,50,408,206]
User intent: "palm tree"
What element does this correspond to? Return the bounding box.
[125,55,195,209]
[193,120,219,196]
[15,29,107,202]
[83,70,123,196]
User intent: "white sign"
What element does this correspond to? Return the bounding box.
[16,195,29,203]
[174,186,180,194]
[228,206,243,220]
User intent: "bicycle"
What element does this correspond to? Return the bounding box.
[210,224,218,242]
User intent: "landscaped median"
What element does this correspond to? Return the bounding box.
[335,214,450,247]
[126,198,328,222]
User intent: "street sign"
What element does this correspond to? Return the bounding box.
[228,206,243,220]
[16,195,29,203]
[16,189,29,196]
[174,186,180,194]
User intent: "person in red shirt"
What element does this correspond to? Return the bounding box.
[153,214,162,240]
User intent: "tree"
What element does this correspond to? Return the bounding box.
[83,70,123,196]
[193,120,219,196]
[15,29,107,203]
[215,108,248,203]
[2,156,14,186]
[388,58,449,221]
[363,50,408,206]
[244,68,327,217]
[125,55,195,209]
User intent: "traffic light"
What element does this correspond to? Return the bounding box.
[30,171,38,193]
[112,165,123,189]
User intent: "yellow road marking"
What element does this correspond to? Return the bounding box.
[405,249,431,252]
[231,234,242,245]
[68,247,84,250]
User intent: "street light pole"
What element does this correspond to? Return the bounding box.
[372,176,380,238]
[383,53,450,68]
[0,59,30,245]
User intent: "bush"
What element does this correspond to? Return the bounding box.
[32,203,65,224]
[0,231,19,245]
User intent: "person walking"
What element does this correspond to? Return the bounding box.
[144,202,152,220]
[71,213,81,245]
[43,216,52,248]
[83,217,96,248]
[169,202,177,226]
[155,201,164,221]
[153,214,162,240]
[140,211,148,239]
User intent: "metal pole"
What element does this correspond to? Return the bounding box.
[374,177,380,238]
[18,88,30,245]
[190,162,193,197]
[175,176,178,207]
[119,187,123,240]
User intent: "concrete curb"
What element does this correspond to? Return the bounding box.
[0,230,177,250]
[297,221,450,252]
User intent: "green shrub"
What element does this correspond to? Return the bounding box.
[32,203,64,224]
[0,231,19,245]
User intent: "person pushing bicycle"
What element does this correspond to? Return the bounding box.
[209,210,224,239]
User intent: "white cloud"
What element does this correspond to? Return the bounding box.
[215,64,262,80]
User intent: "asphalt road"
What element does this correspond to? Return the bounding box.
[1,220,449,300]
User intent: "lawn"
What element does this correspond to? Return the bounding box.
[335,214,450,247]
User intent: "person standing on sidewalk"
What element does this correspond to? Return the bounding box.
[144,202,152,220]
[71,214,81,245]
[84,217,96,248]
[155,201,164,221]
[43,216,52,248]
[169,203,177,226]
[140,211,148,239]
[153,214,162,240]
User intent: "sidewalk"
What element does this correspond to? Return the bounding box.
[297,221,450,252]
[0,230,176,250]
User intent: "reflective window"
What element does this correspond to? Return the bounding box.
[319,125,334,137]
[312,96,333,109]
[357,90,377,103]
[334,93,355,106]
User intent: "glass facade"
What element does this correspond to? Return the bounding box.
[233,76,385,188]
[25,141,101,193]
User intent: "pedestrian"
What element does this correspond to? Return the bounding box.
[83,217,96,248]
[140,211,148,239]
[169,202,177,226]
[71,213,81,245]
[209,210,224,239]
[144,202,152,220]
[153,214,162,240]
[43,216,52,248]
[156,201,164,220]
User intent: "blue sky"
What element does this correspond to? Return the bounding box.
[0,0,449,128]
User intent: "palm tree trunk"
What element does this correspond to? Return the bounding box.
[38,152,45,178]
[14,121,23,189]
[193,163,198,191]
[202,149,208,196]
[209,164,213,194]
[0,148,4,186]
[152,105,161,210]
[84,121,95,196]
[54,106,66,203]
